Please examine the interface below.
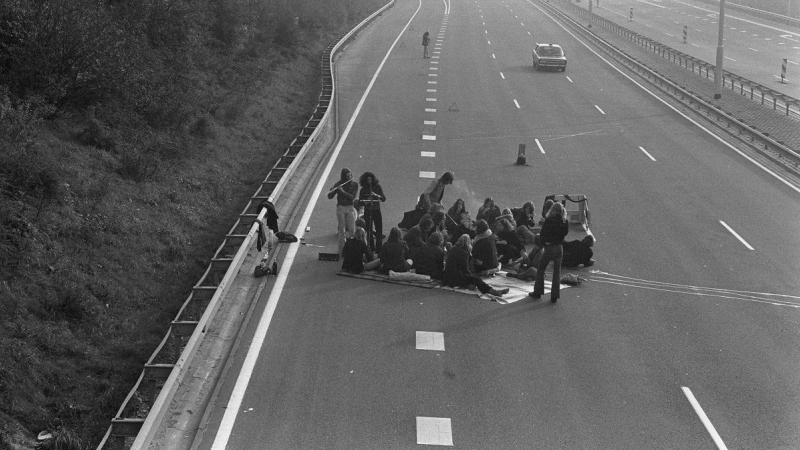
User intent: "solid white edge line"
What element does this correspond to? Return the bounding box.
[524,0,800,195]
[535,138,545,154]
[681,387,729,450]
[639,146,657,161]
[209,1,425,448]
[719,221,754,250]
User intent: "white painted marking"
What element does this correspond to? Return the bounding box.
[425,108,437,112]
[535,138,545,154]
[428,81,437,84]
[416,331,445,350]
[690,43,700,47]
[528,31,531,35]
[719,221,754,250]
[417,417,453,446]
[665,33,675,37]
[429,73,438,77]
[208,2,425,448]
[420,171,436,178]
[748,47,758,52]
[430,67,438,70]
[724,56,736,62]
[424,120,436,125]
[485,30,488,34]
[492,54,496,59]
[595,105,606,115]
[431,61,439,64]
[422,135,436,141]
[500,72,505,79]
[513,99,520,109]
[426,98,437,102]
[682,387,729,450]
[789,60,799,66]
[639,146,656,161]
[566,76,573,82]
[421,151,436,157]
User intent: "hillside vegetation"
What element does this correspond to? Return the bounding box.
[0,0,384,447]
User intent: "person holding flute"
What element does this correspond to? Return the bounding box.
[327,167,359,255]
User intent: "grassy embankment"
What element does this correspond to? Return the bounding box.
[0,0,384,447]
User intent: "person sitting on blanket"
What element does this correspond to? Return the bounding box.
[342,228,382,274]
[446,199,467,235]
[443,234,509,297]
[511,201,538,244]
[414,232,445,280]
[379,227,411,274]
[505,238,543,281]
[403,217,433,262]
[476,197,502,228]
[449,212,476,245]
[471,220,501,276]
[495,217,524,265]
[562,235,595,268]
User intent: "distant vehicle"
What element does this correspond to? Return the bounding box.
[532,43,567,72]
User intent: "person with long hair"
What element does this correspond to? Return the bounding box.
[417,171,454,211]
[378,227,411,274]
[529,202,569,303]
[327,167,358,255]
[446,199,466,235]
[443,234,508,297]
[414,232,445,280]
[358,171,386,252]
[476,197,501,227]
[511,201,538,244]
[341,228,381,274]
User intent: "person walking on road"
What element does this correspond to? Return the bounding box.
[327,167,358,255]
[422,31,431,58]
[529,202,569,303]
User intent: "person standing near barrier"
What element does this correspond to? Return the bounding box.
[327,167,358,255]
[358,172,386,252]
[529,202,569,303]
[422,31,431,58]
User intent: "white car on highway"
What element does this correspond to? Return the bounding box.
[532,43,567,72]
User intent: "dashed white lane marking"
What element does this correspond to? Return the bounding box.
[424,120,436,125]
[420,171,436,178]
[421,151,436,157]
[422,135,436,141]
[492,54,496,59]
[535,138,545,154]
[416,331,445,350]
[719,221,754,250]
[595,105,606,114]
[682,387,729,450]
[500,72,505,79]
[431,61,439,64]
[428,81,437,84]
[566,76,573,82]
[430,67,438,70]
[417,417,453,446]
[528,31,531,35]
[690,43,700,47]
[488,40,491,45]
[426,98,437,102]
[513,99,521,109]
[429,73,438,77]
[639,146,656,161]
[425,108,437,112]
[748,47,758,52]
[724,56,736,62]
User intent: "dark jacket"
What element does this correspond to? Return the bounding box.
[539,216,569,246]
[341,239,374,274]
[379,240,409,274]
[449,225,476,245]
[403,224,429,250]
[562,239,593,267]
[511,207,536,229]
[414,243,444,279]
[359,184,385,211]
[442,246,474,288]
[472,233,499,272]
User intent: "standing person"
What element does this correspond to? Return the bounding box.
[417,171,454,211]
[529,202,569,303]
[422,31,431,58]
[358,172,386,252]
[327,167,358,255]
[443,235,509,297]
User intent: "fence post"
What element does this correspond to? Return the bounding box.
[683,25,687,44]
[780,58,787,84]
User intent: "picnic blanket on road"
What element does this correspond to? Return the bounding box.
[337,270,564,304]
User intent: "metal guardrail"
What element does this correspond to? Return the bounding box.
[566,1,800,119]
[95,2,396,449]
[690,0,800,27]
[533,0,800,172]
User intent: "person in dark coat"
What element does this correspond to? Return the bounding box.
[414,232,445,280]
[471,220,499,274]
[449,212,476,245]
[511,201,538,244]
[562,235,595,268]
[443,235,508,297]
[529,203,569,303]
[379,227,410,274]
[358,172,386,252]
[341,228,381,274]
[422,31,431,58]
[403,217,433,263]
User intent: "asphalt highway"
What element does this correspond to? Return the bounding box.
[196,0,800,448]
[587,0,800,97]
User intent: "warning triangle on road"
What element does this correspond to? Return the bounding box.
[449,102,459,111]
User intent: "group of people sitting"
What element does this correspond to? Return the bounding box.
[340,193,596,300]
